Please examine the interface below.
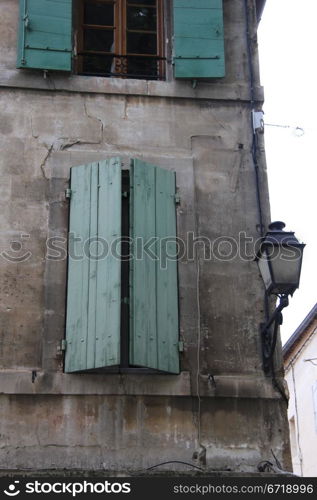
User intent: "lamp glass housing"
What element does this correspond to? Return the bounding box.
[257,222,305,296]
[258,245,304,295]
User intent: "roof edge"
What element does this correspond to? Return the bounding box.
[283,303,317,359]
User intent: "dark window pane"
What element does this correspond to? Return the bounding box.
[128,0,156,5]
[81,54,114,75]
[84,1,114,26]
[127,32,157,54]
[127,56,158,78]
[84,28,114,52]
[127,7,157,31]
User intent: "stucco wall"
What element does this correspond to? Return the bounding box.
[0,0,292,473]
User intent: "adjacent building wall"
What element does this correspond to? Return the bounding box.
[284,312,317,477]
[0,0,292,473]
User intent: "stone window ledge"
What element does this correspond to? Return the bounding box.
[0,69,264,102]
[0,370,282,399]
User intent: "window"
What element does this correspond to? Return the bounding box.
[17,0,225,80]
[75,0,165,79]
[64,158,180,374]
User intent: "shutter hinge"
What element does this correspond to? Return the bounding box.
[178,341,184,352]
[174,193,181,205]
[57,339,67,355]
[23,14,30,29]
[122,191,129,198]
[65,188,72,199]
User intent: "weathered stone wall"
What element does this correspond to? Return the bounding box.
[0,0,292,473]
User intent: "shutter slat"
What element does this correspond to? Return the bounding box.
[130,162,157,369]
[95,159,121,368]
[65,159,121,372]
[173,0,225,79]
[130,160,179,374]
[86,164,99,369]
[17,0,72,71]
[156,169,179,373]
[65,164,92,372]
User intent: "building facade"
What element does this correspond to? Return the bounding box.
[0,0,292,474]
[283,304,317,477]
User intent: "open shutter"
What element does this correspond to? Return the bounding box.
[130,160,179,374]
[173,0,225,79]
[65,159,121,372]
[17,0,72,71]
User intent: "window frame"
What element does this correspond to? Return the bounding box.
[74,0,166,80]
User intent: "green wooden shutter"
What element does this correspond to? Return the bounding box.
[173,0,225,79]
[130,160,179,374]
[65,159,121,372]
[17,0,72,71]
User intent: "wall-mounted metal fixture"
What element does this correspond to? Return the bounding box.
[256,221,305,373]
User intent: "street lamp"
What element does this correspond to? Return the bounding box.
[256,221,305,373]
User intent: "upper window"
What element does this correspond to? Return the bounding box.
[16,0,225,80]
[75,0,165,79]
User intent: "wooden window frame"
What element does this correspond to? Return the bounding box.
[75,0,165,79]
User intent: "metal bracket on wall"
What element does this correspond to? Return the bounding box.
[261,294,289,374]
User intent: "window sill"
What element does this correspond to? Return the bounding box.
[0,370,282,399]
[0,69,264,102]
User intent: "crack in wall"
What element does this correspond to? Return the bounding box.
[34,100,106,177]
[39,144,54,180]
[83,100,104,143]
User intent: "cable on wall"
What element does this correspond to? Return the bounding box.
[243,0,271,330]
[194,255,206,464]
[244,1,289,425]
[243,0,265,238]
[190,135,208,466]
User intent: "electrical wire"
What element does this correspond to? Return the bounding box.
[244,0,265,238]
[244,0,270,326]
[265,123,305,136]
[304,358,317,366]
[195,255,206,462]
[145,461,204,472]
[244,2,290,429]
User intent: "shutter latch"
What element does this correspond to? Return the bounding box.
[65,188,72,199]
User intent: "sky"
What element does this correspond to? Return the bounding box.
[257,0,317,344]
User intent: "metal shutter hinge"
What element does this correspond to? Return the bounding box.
[178,341,184,352]
[174,193,181,205]
[60,339,67,352]
[65,188,72,199]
